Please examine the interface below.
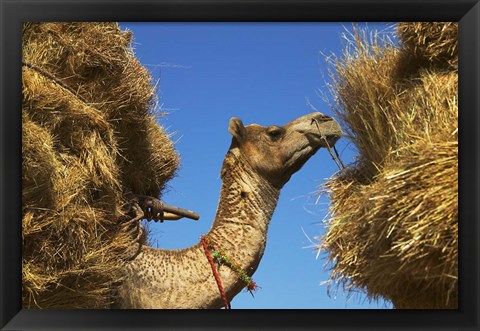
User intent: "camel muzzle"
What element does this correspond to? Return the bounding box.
[316,119,342,147]
[288,112,342,148]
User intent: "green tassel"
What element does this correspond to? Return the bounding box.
[203,235,259,293]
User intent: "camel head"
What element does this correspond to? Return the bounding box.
[228,112,342,188]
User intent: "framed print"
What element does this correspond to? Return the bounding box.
[1,0,479,330]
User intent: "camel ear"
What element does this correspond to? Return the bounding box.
[228,117,246,142]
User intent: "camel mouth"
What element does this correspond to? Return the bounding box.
[306,131,342,149]
[305,126,342,149]
[321,131,342,147]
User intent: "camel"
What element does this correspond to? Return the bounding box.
[114,112,342,309]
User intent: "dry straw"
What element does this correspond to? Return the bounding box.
[22,23,179,308]
[320,22,458,308]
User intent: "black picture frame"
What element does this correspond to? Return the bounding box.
[1,0,478,330]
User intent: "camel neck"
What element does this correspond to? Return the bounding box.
[206,150,280,269]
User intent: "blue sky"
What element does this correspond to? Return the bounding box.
[120,22,394,309]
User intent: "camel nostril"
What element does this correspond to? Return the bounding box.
[311,116,332,126]
[318,115,333,122]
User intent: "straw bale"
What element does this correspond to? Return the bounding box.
[115,113,179,197]
[320,23,458,309]
[22,23,179,308]
[398,22,458,70]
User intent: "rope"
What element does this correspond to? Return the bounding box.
[201,236,231,309]
[311,118,346,173]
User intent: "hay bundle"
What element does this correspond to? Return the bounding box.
[398,22,458,70]
[22,22,179,308]
[320,23,458,309]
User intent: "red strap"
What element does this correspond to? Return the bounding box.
[201,237,231,309]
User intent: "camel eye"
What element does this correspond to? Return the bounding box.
[267,127,283,140]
